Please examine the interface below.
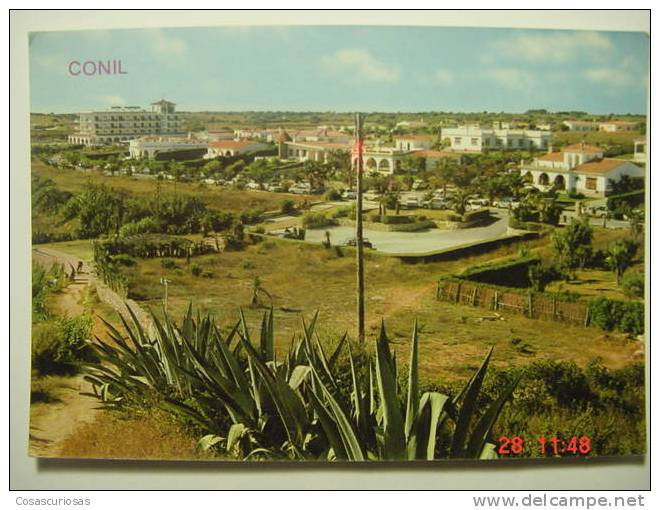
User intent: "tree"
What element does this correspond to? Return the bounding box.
[606,240,639,286]
[552,219,593,280]
[627,207,644,239]
[450,189,471,216]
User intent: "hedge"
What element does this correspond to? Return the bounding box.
[389,219,436,232]
[458,257,540,288]
[463,208,491,223]
[589,297,644,335]
[380,215,415,225]
[606,190,644,210]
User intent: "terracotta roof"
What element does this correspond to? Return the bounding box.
[573,158,628,175]
[414,150,461,158]
[562,143,603,154]
[536,152,565,162]
[209,140,257,149]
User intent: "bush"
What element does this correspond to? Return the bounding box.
[113,254,136,267]
[280,199,296,215]
[332,206,354,219]
[380,215,413,225]
[161,258,177,270]
[302,212,337,229]
[191,264,203,277]
[239,208,264,225]
[589,297,644,335]
[32,315,95,375]
[621,271,644,299]
[324,188,341,201]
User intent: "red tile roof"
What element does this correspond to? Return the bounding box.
[574,158,628,175]
[562,143,603,154]
[536,152,565,162]
[209,140,257,149]
[394,134,434,141]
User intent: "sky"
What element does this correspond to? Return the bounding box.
[29,26,649,114]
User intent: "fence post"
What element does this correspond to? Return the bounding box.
[436,281,440,300]
[527,292,534,318]
[494,291,499,311]
[552,296,557,320]
[471,287,478,306]
[584,305,590,327]
[455,282,462,303]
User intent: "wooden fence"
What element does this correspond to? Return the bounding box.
[437,279,589,327]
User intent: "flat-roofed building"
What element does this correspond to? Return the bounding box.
[562,120,598,131]
[442,126,550,152]
[68,99,185,146]
[205,140,271,158]
[129,135,208,159]
[598,120,640,132]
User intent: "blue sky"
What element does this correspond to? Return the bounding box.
[29,26,649,114]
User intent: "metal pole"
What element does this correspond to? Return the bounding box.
[355,113,365,344]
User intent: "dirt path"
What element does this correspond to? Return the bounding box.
[29,375,101,458]
[29,248,102,458]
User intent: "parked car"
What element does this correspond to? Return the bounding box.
[467,198,489,209]
[412,180,428,191]
[364,191,381,201]
[341,190,357,200]
[404,197,419,209]
[589,205,608,218]
[267,183,283,192]
[422,198,448,210]
[345,238,374,249]
[494,197,515,208]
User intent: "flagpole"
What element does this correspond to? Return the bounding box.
[355,113,365,344]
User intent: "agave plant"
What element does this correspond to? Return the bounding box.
[83,306,519,461]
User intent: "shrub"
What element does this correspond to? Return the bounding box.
[621,271,644,299]
[239,208,264,225]
[113,254,136,267]
[280,199,296,215]
[332,206,354,219]
[160,258,178,270]
[380,215,413,225]
[324,188,341,201]
[589,297,644,335]
[302,212,337,229]
[32,315,95,375]
[190,264,203,277]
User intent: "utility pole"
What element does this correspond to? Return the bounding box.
[160,277,170,311]
[354,113,365,344]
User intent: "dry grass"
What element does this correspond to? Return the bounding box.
[58,408,212,460]
[32,159,314,213]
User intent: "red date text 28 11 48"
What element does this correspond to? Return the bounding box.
[498,436,592,456]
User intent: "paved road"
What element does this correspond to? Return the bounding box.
[305,209,511,255]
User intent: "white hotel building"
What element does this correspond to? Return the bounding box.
[442,126,551,152]
[68,99,185,146]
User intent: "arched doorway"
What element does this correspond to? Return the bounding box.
[538,173,549,186]
[553,174,566,190]
[522,171,533,183]
[366,158,377,170]
[378,159,391,172]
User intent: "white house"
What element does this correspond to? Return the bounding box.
[442,126,550,152]
[205,140,271,158]
[634,139,646,163]
[598,121,639,132]
[129,136,207,159]
[562,120,598,132]
[394,135,434,151]
[520,143,644,196]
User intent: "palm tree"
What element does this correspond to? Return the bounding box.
[450,188,471,216]
[606,240,639,286]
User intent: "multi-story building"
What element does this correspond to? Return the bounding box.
[68,99,185,146]
[520,143,644,196]
[442,126,550,152]
[598,120,640,132]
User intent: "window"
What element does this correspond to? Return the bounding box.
[471,138,479,146]
[454,137,462,145]
[585,177,597,190]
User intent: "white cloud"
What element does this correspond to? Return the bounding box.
[433,69,454,85]
[497,31,612,63]
[96,95,126,106]
[485,68,534,90]
[322,48,399,83]
[584,67,634,88]
[147,29,187,57]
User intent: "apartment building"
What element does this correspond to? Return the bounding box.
[442,126,550,152]
[68,99,185,146]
